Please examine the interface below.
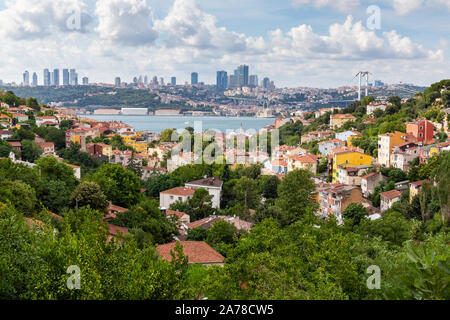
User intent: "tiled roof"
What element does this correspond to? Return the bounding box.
[161,186,195,196]
[380,190,402,200]
[410,180,426,187]
[186,177,223,188]
[166,210,189,219]
[362,172,377,179]
[156,241,224,264]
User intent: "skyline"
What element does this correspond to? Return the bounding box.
[0,0,449,88]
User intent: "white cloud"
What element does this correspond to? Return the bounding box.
[266,16,442,61]
[291,0,360,12]
[0,0,91,40]
[392,0,450,15]
[95,0,158,46]
[154,0,261,53]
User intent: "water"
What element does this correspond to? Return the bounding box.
[78,115,275,133]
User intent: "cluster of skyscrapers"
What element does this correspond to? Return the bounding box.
[216,65,274,90]
[22,69,87,86]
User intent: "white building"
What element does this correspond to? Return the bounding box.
[160,187,195,210]
[185,177,223,209]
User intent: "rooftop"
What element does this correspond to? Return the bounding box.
[380,189,402,200]
[156,241,224,264]
[161,186,195,197]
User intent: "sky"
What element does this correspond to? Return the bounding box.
[0,0,449,88]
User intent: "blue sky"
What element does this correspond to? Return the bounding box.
[0,0,448,88]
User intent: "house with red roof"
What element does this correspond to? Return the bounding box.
[380,190,402,212]
[287,154,318,174]
[156,241,224,267]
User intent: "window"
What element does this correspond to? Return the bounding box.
[178,197,182,201]
[170,196,174,200]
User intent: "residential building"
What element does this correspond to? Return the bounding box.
[337,164,373,186]
[318,139,345,156]
[86,143,113,159]
[332,150,373,183]
[156,241,224,267]
[0,130,13,140]
[36,116,58,127]
[185,177,223,209]
[330,114,356,129]
[287,154,318,174]
[366,102,388,115]
[318,184,365,224]
[390,142,420,171]
[120,132,147,153]
[36,142,55,156]
[409,180,426,203]
[160,187,195,210]
[301,131,334,144]
[380,190,402,212]
[335,130,360,146]
[361,172,387,197]
[407,119,434,145]
[165,210,191,225]
[377,131,406,167]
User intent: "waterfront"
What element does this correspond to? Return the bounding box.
[78,115,275,133]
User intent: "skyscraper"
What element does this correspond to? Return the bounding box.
[191,72,198,85]
[63,69,70,85]
[23,71,30,86]
[43,69,51,86]
[69,69,77,86]
[53,69,60,86]
[237,65,249,87]
[32,72,38,86]
[171,77,176,86]
[82,77,88,85]
[262,77,270,89]
[115,77,121,87]
[228,74,238,88]
[144,75,148,85]
[249,75,258,87]
[216,71,228,89]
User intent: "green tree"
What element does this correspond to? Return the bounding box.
[26,97,40,111]
[275,169,318,226]
[126,155,143,178]
[343,203,368,226]
[92,164,141,208]
[70,181,109,212]
[21,140,42,163]
[261,175,280,199]
[233,177,260,209]
[0,180,37,217]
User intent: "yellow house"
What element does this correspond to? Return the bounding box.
[120,132,147,153]
[377,131,406,167]
[332,151,373,183]
[409,180,425,203]
[330,114,356,130]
